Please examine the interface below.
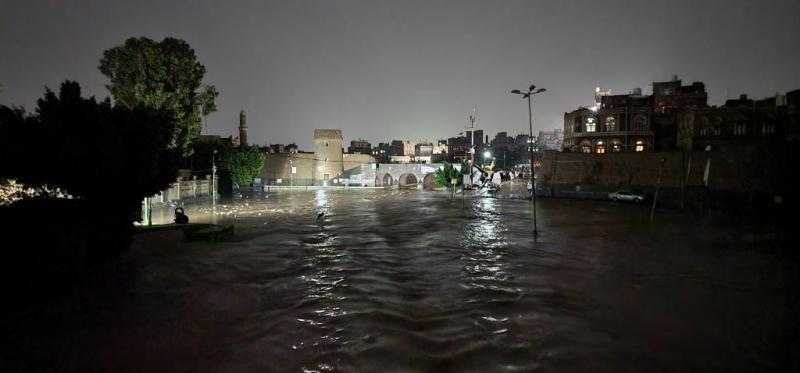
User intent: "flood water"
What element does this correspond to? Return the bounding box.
[15,190,800,371]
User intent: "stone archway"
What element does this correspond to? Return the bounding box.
[422,173,437,190]
[382,173,394,187]
[398,173,418,188]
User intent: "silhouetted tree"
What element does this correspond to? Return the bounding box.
[99,37,218,156]
[0,81,180,220]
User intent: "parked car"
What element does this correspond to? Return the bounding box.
[608,190,645,203]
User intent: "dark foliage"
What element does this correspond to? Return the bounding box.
[99,37,218,156]
[0,81,180,215]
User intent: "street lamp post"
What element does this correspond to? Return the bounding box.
[511,84,546,238]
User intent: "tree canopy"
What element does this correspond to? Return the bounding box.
[99,37,218,156]
[434,163,462,187]
[0,81,180,214]
[224,145,265,188]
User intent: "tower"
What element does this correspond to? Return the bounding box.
[238,110,248,146]
[313,129,344,184]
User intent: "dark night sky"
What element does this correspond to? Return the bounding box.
[2,0,799,149]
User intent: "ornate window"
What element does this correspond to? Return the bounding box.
[605,116,616,132]
[634,140,646,152]
[586,117,596,132]
[632,115,648,131]
[580,140,592,153]
[595,140,605,154]
[573,118,582,133]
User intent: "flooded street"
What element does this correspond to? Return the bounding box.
[14,190,799,372]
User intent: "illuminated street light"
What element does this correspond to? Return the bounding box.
[483,150,492,159]
[510,83,547,238]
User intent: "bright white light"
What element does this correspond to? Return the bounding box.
[483,151,492,159]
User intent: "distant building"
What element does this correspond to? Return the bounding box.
[348,139,372,155]
[402,140,417,157]
[389,140,405,156]
[262,129,375,186]
[534,129,564,151]
[313,129,344,183]
[415,142,433,156]
[238,110,248,147]
[372,142,392,163]
[447,135,470,160]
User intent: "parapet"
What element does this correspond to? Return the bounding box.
[314,129,343,140]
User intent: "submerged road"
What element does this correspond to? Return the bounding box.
[7,190,798,372]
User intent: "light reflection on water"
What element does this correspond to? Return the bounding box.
[135,190,793,372]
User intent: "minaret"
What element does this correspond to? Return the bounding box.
[238,110,248,146]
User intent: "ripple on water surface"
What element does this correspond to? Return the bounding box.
[135,190,796,372]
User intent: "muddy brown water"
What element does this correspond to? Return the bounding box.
[4,190,797,372]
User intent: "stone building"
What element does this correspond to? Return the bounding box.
[313,129,344,183]
[563,77,707,153]
[677,91,798,152]
[262,129,376,186]
[348,139,372,155]
[372,142,391,163]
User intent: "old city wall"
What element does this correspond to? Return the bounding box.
[343,153,376,172]
[536,147,781,207]
[262,153,316,186]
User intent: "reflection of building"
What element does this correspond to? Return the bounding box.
[563,77,707,153]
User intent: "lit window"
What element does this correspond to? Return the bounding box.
[612,143,621,152]
[635,140,645,152]
[605,116,616,131]
[595,140,605,154]
[586,117,596,132]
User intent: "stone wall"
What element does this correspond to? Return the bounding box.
[262,153,316,186]
[150,175,216,204]
[536,146,784,201]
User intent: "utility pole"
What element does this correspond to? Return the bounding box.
[650,157,666,222]
[212,149,217,207]
[511,84,547,238]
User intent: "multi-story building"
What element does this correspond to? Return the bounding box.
[563,77,707,153]
[372,142,392,163]
[402,140,417,157]
[389,140,405,156]
[347,139,372,155]
[447,135,470,160]
[677,90,798,152]
[414,142,433,156]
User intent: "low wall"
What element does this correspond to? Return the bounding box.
[149,175,216,205]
